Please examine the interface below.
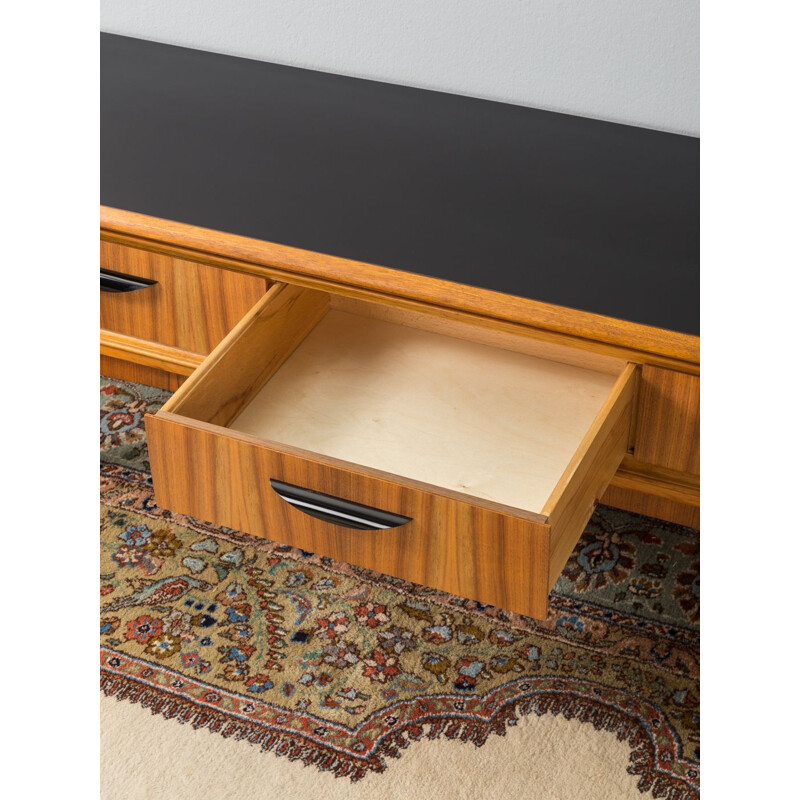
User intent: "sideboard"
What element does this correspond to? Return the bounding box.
[100,34,699,619]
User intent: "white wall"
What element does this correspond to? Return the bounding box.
[100,1,699,136]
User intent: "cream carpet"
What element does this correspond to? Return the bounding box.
[101,691,646,799]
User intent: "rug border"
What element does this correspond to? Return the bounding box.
[101,647,699,797]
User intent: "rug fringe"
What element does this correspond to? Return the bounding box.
[101,670,698,796]
[100,671,375,781]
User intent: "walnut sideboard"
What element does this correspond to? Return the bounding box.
[100,35,698,620]
[100,206,698,620]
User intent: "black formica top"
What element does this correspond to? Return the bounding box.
[101,33,699,335]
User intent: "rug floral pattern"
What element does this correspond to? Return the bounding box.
[100,378,699,797]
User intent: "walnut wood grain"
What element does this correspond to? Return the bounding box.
[601,484,700,529]
[147,412,553,619]
[100,356,186,391]
[609,456,699,507]
[100,240,268,354]
[543,364,638,585]
[634,366,700,475]
[101,207,699,372]
[100,329,205,376]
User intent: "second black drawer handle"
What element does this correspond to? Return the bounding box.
[100,268,158,293]
[270,479,411,531]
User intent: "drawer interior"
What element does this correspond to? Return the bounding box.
[231,310,616,513]
[161,283,631,517]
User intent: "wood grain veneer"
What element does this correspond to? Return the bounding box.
[634,366,700,475]
[608,457,699,507]
[601,456,699,528]
[100,240,268,355]
[543,364,638,585]
[100,330,205,376]
[601,485,700,529]
[148,411,553,618]
[100,356,187,391]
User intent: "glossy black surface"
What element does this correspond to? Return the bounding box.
[101,34,699,334]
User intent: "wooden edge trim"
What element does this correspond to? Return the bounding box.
[150,409,549,525]
[103,225,697,374]
[600,485,699,529]
[101,206,700,370]
[541,363,639,519]
[609,456,700,507]
[100,330,204,376]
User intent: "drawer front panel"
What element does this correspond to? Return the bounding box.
[147,411,552,619]
[100,241,268,354]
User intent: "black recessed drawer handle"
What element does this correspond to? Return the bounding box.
[100,268,158,293]
[269,479,412,531]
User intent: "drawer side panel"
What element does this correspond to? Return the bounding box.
[544,364,638,586]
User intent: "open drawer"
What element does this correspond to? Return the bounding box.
[146,283,638,619]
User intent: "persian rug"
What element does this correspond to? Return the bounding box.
[100,378,699,798]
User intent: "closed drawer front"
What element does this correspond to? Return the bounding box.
[147,283,638,619]
[100,241,268,354]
